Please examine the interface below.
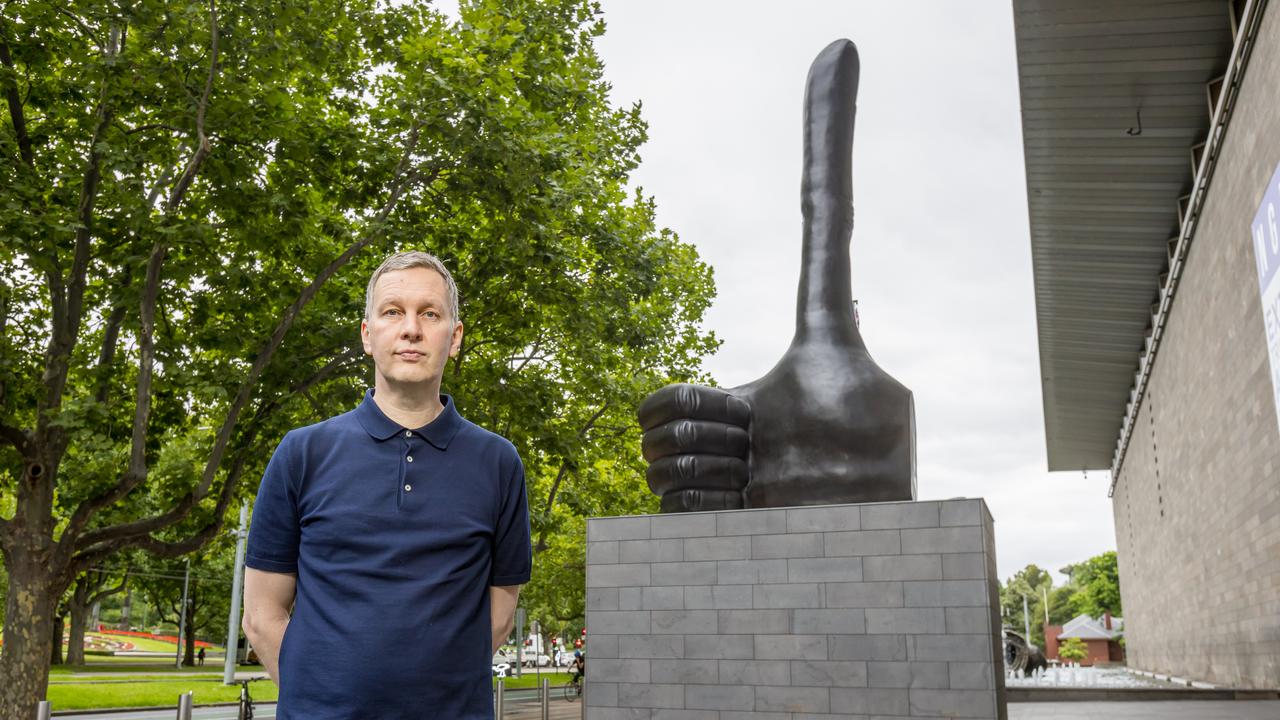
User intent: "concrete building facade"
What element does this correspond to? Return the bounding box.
[1014,0,1280,689]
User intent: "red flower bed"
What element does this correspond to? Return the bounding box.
[97,626,213,648]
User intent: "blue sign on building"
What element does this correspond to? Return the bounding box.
[1252,161,1280,435]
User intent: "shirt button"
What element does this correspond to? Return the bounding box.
[406,456,414,463]
[404,484,413,492]
[405,430,412,437]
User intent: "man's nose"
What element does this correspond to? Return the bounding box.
[399,315,423,340]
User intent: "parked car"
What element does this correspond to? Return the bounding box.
[521,653,552,668]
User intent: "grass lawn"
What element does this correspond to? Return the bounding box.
[50,661,231,675]
[494,670,574,689]
[46,678,278,710]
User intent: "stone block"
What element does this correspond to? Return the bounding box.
[717,559,788,584]
[651,712,716,720]
[909,688,995,718]
[861,502,939,530]
[753,583,822,609]
[825,529,902,557]
[866,661,949,689]
[620,635,684,659]
[790,660,869,687]
[589,541,620,564]
[684,585,753,609]
[942,552,987,580]
[788,557,864,582]
[589,563,652,588]
[752,532,824,559]
[949,661,995,690]
[830,687,910,716]
[865,608,946,635]
[754,685,830,713]
[754,634,828,660]
[593,610,652,635]
[684,684,755,711]
[863,554,942,581]
[718,609,791,634]
[824,581,905,608]
[620,587,642,611]
[793,608,867,634]
[651,659,718,685]
[651,513,717,539]
[642,586,685,610]
[589,634,620,659]
[586,681,619,707]
[829,635,909,661]
[945,607,991,635]
[586,709,651,720]
[652,610,718,635]
[910,634,990,661]
[900,527,983,555]
[685,634,754,659]
[621,539,685,564]
[652,561,718,586]
[618,683,684,710]
[903,580,988,608]
[589,516,651,541]
[940,499,981,527]
[588,587,620,611]
[684,536,751,561]
[592,658,651,684]
[718,659,791,685]
[787,505,861,532]
[718,509,787,536]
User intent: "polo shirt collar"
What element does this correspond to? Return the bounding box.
[356,389,463,450]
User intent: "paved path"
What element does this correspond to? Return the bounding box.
[56,699,1280,719]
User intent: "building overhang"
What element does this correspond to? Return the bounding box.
[1013,1,1238,471]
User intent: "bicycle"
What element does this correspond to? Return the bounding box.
[236,677,269,720]
[562,675,583,702]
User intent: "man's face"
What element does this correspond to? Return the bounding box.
[361,267,463,391]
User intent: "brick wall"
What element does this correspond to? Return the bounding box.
[1111,4,1280,689]
[584,500,1007,719]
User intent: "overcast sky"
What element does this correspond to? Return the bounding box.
[589,1,1117,585]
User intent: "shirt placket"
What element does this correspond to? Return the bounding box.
[399,429,418,510]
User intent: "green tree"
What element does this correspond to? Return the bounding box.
[0,1,716,715]
[1068,551,1122,618]
[133,544,233,666]
[999,564,1053,648]
[1058,636,1087,663]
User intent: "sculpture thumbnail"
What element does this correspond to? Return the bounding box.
[638,40,916,513]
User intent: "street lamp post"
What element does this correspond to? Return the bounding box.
[224,502,249,684]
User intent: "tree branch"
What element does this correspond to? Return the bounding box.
[535,402,610,552]
[0,421,30,453]
[164,0,218,212]
[0,27,33,168]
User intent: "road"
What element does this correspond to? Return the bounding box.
[57,689,585,720]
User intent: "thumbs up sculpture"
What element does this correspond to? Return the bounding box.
[638,40,916,512]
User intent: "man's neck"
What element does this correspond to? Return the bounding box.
[371,380,446,429]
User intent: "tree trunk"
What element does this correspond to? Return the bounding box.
[184,627,196,667]
[66,602,89,666]
[0,557,58,720]
[49,613,64,666]
[118,587,132,630]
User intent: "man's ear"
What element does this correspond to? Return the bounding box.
[360,319,373,355]
[449,321,464,358]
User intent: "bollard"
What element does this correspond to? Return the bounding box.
[35,700,51,720]
[494,677,505,718]
[175,690,193,720]
[540,678,550,719]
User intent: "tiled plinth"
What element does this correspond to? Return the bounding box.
[584,499,1007,720]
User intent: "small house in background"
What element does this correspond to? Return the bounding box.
[1043,613,1125,666]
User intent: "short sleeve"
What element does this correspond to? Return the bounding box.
[245,432,301,574]
[490,453,532,586]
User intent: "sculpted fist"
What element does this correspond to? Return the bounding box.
[638,40,916,513]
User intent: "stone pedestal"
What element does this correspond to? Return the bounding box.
[584,499,1007,719]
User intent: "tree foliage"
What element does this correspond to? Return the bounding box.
[1057,636,1087,662]
[1000,552,1124,650]
[0,0,716,714]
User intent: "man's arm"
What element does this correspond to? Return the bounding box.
[242,567,297,684]
[490,584,521,653]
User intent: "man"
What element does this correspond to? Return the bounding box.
[242,252,531,719]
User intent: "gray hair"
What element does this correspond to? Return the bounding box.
[364,251,460,324]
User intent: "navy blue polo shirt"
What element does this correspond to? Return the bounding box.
[246,390,531,719]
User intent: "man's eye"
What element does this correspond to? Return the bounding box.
[384,309,400,316]
[424,311,438,319]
